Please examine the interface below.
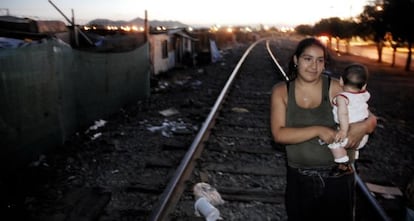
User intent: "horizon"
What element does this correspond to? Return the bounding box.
[2,0,369,28]
[83,17,298,29]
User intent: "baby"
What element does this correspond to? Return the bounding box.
[329,63,370,176]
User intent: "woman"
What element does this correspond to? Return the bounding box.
[270,37,377,221]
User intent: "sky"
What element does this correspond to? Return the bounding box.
[2,0,369,28]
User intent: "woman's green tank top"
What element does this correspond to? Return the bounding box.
[285,75,336,168]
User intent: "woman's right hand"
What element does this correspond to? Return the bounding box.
[317,126,336,144]
[335,130,348,142]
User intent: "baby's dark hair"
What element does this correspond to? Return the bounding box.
[342,63,368,89]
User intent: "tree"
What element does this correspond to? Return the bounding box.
[313,17,342,49]
[382,0,414,71]
[336,20,358,54]
[358,2,388,63]
[295,24,314,36]
[313,17,356,54]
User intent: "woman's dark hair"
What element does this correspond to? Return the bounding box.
[287,37,331,80]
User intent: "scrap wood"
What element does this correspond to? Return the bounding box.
[365,182,403,196]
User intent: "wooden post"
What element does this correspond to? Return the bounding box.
[145,10,149,42]
[72,9,79,47]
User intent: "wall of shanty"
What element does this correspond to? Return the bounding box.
[149,28,197,75]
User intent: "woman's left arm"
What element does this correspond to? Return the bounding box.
[345,111,377,149]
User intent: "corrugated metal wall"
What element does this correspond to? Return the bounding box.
[0,38,150,168]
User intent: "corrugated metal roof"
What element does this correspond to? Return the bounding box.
[167,28,197,41]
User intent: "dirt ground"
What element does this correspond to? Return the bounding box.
[2,37,414,221]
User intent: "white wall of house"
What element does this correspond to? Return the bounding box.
[150,34,169,75]
[150,29,197,75]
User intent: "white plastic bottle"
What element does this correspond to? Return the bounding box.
[194,197,220,221]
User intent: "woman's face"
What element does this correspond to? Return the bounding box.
[294,45,325,82]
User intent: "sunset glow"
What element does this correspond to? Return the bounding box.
[3,0,369,28]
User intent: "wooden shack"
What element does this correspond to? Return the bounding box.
[149,27,197,75]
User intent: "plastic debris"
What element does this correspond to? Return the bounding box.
[193,182,224,221]
[193,182,224,205]
[159,108,180,117]
[85,119,107,134]
[231,107,249,113]
[29,154,48,167]
[194,197,220,221]
[190,80,203,89]
[146,119,196,138]
[91,132,102,140]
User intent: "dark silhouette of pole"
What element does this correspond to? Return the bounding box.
[48,0,93,46]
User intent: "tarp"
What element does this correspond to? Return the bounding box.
[209,39,222,63]
[0,38,150,168]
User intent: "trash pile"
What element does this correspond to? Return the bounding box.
[193,182,225,221]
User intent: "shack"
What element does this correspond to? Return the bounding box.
[149,27,197,75]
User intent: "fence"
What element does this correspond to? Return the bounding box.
[0,38,150,169]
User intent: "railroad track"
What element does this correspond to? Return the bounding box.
[25,37,404,221]
[148,39,290,220]
[147,38,396,221]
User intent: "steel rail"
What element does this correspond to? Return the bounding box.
[266,40,290,81]
[352,164,391,221]
[148,38,267,221]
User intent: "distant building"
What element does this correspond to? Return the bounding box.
[149,27,197,75]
